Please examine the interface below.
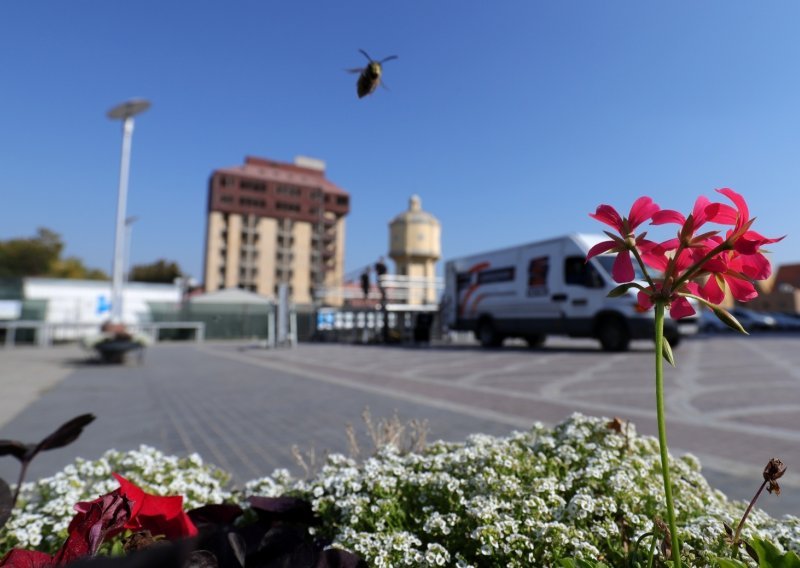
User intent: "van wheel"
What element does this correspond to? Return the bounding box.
[477,320,503,348]
[525,334,546,348]
[597,318,630,352]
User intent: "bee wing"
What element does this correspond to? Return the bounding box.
[358,49,373,62]
[346,67,365,74]
[379,55,398,64]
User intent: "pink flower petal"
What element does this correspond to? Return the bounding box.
[669,296,696,319]
[612,250,635,283]
[737,253,772,281]
[725,274,758,302]
[637,289,654,310]
[628,196,660,229]
[586,240,617,261]
[589,205,624,231]
[701,274,726,305]
[704,202,738,225]
[691,196,712,226]
[716,187,749,227]
[650,210,685,226]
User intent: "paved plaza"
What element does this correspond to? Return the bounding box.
[0,334,798,517]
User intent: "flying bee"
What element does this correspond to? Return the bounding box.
[348,49,398,98]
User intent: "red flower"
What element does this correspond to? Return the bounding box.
[587,197,661,283]
[52,491,132,565]
[113,473,198,540]
[0,550,54,568]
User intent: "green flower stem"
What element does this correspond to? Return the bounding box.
[629,245,657,289]
[654,301,681,567]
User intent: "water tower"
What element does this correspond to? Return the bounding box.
[389,195,441,304]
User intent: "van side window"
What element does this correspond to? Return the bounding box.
[527,256,549,296]
[456,272,472,289]
[564,256,604,288]
[477,267,515,284]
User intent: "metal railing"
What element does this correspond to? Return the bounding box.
[0,321,206,348]
[314,274,444,302]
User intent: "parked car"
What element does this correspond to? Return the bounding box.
[766,311,800,331]
[699,309,738,333]
[730,308,777,332]
[701,307,781,333]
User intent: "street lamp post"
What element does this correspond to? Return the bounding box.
[124,216,139,283]
[107,99,150,324]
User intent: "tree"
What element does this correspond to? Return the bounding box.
[49,257,108,280]
[129,259,182,283]
[0,228,63,278]
[0,228,108,279]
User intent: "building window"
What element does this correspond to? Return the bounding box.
[276,201,301,212]
[239,197,266,208]
[276,184,301,196]
[220,195,233,204]
[336,196,349,206]
[240,179,267,192]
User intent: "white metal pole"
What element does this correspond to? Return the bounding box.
[110,116,135,323]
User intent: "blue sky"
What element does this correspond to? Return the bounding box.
[1,2,798,282]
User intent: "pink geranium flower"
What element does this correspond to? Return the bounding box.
[587,197,661,283]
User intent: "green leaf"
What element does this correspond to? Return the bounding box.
[681,293,748,334]
[714,558,749,568]
[661,336,675,366]
[608,282,646,297]
[747,537,800,567]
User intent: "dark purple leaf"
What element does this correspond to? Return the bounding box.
[0,478,12,530]
[34,414,96,455]
[247,496,317,526]
[64,542,187,568]
[185,550,218,568]
[317,549,368,568]
[188,504,244,527]
[0,440,31,462]
[253,525,317,568]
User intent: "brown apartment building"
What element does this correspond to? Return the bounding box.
[203,156,349,306]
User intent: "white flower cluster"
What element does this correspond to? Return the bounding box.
[242,414,800,567]
[3,416,799,566]
[0,445,231,554]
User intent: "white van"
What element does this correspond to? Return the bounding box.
[441,233,699,351]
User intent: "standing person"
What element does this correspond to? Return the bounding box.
[374,257,389,343]
[360,267,371,300]
[374,257,388,302]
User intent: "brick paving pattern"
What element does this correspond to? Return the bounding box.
[0,334,798,517]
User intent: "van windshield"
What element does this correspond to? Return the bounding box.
[595,255,646,281]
